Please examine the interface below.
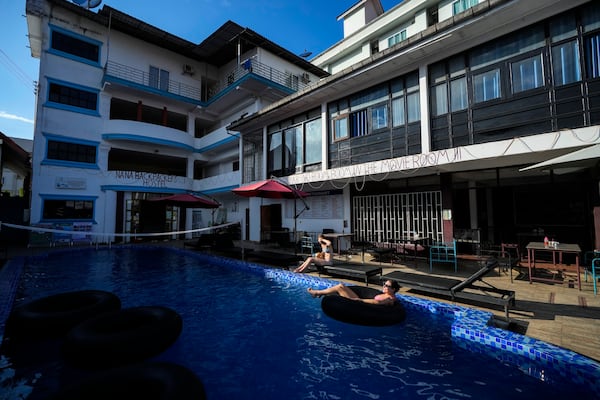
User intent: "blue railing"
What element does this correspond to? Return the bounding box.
[104,59,311,104]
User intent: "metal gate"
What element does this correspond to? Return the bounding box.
[352,191,443,243]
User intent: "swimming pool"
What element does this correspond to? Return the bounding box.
[1,246,599,399]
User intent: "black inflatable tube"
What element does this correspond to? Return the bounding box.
[52,362,206,400]
[6,290,121,338]
[321,286,406,326]
[62,306,183,369]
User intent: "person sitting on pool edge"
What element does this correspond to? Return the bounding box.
[307,280,400,305]
[294,234,333,273]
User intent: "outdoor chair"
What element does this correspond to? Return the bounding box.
[586,257,599,295]
[429,240,458,272]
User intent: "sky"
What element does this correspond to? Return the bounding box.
[0,0,400,141]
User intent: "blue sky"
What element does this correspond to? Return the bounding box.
[0,0,399,140]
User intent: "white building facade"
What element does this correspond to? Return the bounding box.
[25,0,327,242]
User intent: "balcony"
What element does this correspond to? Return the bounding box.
[104,59,311,108]
[206,59,312,100]
[194,171,240,194]
[105,61,202,102]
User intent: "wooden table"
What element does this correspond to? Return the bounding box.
[526,242,581,290]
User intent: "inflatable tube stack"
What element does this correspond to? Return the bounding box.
[62,305,183,369]
[6,290,121,338]
[5,290,205,398]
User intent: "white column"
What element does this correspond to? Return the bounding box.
[419,65,431,153]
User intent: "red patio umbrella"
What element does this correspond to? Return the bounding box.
[150,193,220,208]
[232,179,310,252]
[231,179,309,199]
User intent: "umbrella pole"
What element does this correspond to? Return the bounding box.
[294,198,297,255]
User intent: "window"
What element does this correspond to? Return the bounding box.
[552,40,581,86]
[48,82,98,111]
[406,92,420,123]
[388,30,407,47]
[371,104,388,130]
[585,33,600,79]
[392,97,405,127]
[149,66,170,91]
[450,77,468,111]
[473,69,501,103]
[50,28,100,63]
[42,198,94,221]
[333,117,349,140]
[391,72,420,125]
[453,0,478,15]
[268,131,283,173]
[47,139,97,164]
[350,109,369,137]
[511,54,544,93]
[305,119,322,165]
[431,83,448,116]
[268,115,322,176]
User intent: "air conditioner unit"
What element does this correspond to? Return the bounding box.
[301,73,310,84]
[182,64,195,75]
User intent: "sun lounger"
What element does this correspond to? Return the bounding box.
[318,263,383,286]
[382,260,515,318]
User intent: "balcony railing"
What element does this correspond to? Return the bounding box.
[105,59,311,104]
[206,59,312,100]
[105,61,202,101]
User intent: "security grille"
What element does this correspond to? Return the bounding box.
[352,191,443,243]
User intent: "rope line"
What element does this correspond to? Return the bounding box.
[0,221,238,239]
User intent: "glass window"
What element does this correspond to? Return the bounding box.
[406,92,420,123]
[392,97,405,127]
[350,109,369,137]
[42,199,94,220]
[333,117,348,140]
[268,131,283,172]
[511,54,544,93]
[48,82,97,110]
[550,13,577,42]
[585,33,600,79]
[552,40,581,85]
[305,118,321,165]
[473,69,501,103]
[453,0,478,15]
[388,30,407,47]
[450,77,468,111]
[471,26,544,70]
[284,127,296,170]
[371,104,388,130]
[47,140,97,164]
[582,2,600,33]
[149,66,169,91]
[51,29,100,63]
[431,83,448,116]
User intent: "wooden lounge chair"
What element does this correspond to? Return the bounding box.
[318,263,383,286]
[382,260,515,318]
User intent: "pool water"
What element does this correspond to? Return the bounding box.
[1,247,598,399]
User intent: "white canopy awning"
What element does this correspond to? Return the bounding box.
[519,144,600,172]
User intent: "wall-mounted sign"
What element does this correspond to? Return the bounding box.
[55,177,87,190]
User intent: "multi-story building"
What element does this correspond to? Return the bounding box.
[230,0,600,253]
[25,0,327,242]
